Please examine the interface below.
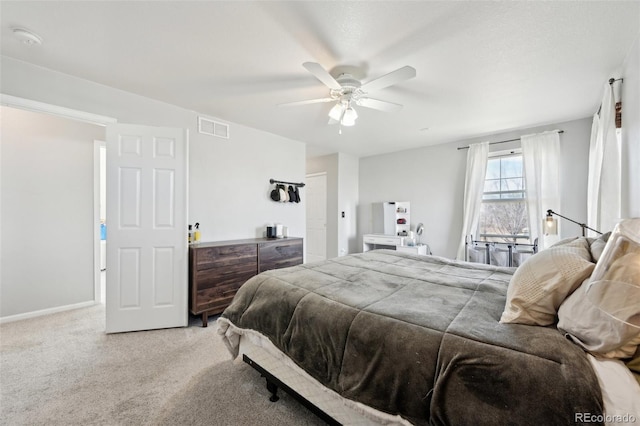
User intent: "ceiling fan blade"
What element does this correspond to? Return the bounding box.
[302,62,342,90]
[360,66,416,93]
[357,97,403,113]
[278,98,334,107]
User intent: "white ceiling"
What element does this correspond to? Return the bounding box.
[1,1,638,158]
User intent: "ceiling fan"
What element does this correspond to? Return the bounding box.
[280,62,416,129]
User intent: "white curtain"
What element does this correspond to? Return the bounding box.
[587,83,621,235]
[456,141,489,260]
[521,131,561,250]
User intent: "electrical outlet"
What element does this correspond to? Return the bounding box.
[341,211,345,218]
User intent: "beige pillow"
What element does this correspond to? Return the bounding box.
[586,232,611,263]
[557,249,640,357]
[500,238,595,326]
[558,280,640,357]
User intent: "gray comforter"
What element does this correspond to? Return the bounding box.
[221,250,603,425]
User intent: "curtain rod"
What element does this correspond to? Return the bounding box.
[596,78,623,116]
[456,130,564,151]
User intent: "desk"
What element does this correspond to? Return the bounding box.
[362,234,405,252]
[363,234,430,255]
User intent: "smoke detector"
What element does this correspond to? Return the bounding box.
[12,28,42,46]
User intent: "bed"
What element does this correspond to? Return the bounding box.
[218,228,640,425]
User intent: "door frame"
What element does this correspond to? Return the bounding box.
[1,94,117,127]
[1,94,116,309]
[93,140,106,303]
[305,172,328,262]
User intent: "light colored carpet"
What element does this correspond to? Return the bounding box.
[0,304,325,425]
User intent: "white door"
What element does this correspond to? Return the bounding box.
[106,123,187,333]
[306,173,327,263]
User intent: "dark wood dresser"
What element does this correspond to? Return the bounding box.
[189,237,303,326]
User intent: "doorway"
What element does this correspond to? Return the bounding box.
[94,142,107,304]
[305,172,327,262]
[0,103,108,321]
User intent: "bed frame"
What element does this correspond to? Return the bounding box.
[243,354,340,425]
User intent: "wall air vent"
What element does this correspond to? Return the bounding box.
[198,116,229,139]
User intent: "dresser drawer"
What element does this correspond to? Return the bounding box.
[195,267,257,291]
[195,244,257,270]
[194,281,247,313]
[198,296,236,316]
[258,239,303,273]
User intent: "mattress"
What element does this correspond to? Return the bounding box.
[221,322,640,426]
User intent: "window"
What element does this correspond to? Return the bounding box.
[477,150,530,243]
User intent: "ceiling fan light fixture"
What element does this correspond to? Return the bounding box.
[341,106,358,126]
[328,103,344,121]
[287,62,416,131]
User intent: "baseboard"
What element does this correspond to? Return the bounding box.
[0,300,97,324]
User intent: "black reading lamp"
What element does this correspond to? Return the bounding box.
[545,209,602,237]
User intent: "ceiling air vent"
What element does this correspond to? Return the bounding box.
[198,116,229,139]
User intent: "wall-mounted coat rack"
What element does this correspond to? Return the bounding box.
[269,178,303,203]
[269,178,305,188]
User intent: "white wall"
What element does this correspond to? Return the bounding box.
[1,56,306,318]
[1,107,103,316]
[359,118,592,259]
[190,120,306,241]
[621,32,640,218]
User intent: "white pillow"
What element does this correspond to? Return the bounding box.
[500,237,595,326]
